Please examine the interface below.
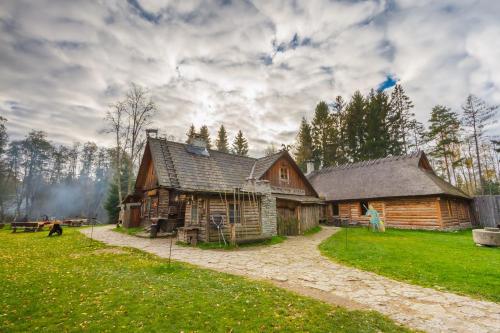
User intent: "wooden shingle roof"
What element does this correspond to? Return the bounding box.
[307,151,471,201]
[147,138,256,193]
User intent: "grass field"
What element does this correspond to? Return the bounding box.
[320,227,500,302]
[0,228,411,332]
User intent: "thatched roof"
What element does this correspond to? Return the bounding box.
[142,138,315,195]
[307,151,471,201]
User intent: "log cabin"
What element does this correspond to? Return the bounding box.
[307,151,473,230]
[123,134,322,243]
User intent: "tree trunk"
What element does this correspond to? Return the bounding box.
[472,117,484,194]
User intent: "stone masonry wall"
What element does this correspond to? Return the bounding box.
[243,179,277,237]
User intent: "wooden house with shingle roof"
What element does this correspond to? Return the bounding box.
[124,135,322,242]
[308,151,473,230]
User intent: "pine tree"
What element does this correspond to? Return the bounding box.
[388,84,414,154]
[232,130,249,156]
[344,91,366,162]
[199,125,212,149]
[427,105,460,182]
[331,96,348,165]
[215,125,229,153]
[311,101,334,167]
[407,119,426,152]
[364,90,391,159]
[461,94,498,193]
[186,124,196,144]
[294,117,314,171]
[104,182,120,224]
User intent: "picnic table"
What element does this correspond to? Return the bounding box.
[11,222,46,232]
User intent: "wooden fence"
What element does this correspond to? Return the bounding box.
[473,195,500,228]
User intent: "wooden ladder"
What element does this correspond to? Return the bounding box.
[159,140,180,188]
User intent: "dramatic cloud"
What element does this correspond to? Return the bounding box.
[0,0,499,156]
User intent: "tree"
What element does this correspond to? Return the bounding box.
[199,125,212,149]
[0,116,10,221]
[364,90,391,159]
[104,101,127,204]
[125,83,157,194]
[186,124,196,144]
[104,182,120,224]
[264,144,278,156]
[311,101,334,166]
[461,94,498,193]
[232,130,249,156]
[20,131,53,217]
[344,91,366,162]
[407,119,426,152]
[294,117,313,171]
[427,105,460,182]
[331,96,348,165]
[388,84,414,154]
[215,125,229,153]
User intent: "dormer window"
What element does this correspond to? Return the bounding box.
[279,167,289,183]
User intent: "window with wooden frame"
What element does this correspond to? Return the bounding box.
[332,203,339,216]
[191,200,199,224]
[279,166,289,183]
[447,200,452,217]
[360,201,369,215]
[229,203,242,224]
[143,197,151,217]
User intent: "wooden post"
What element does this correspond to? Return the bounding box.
[231,189,236,246]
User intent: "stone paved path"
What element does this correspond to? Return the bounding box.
[81,226,500,333]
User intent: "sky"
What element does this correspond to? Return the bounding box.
[1,0,499,156]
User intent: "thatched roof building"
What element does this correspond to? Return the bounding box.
[308,152,473,230]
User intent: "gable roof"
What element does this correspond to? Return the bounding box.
[307,151,471,201]
[138,138,318,195]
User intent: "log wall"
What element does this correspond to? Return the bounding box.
[327,196,472,230]
[185,194,262,242]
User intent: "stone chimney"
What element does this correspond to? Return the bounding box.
[306,160,315,175]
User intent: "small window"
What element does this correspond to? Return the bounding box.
[332,203,339,216]
[447,200,452,217]
[191,201,198,224]
[360,201,369,215]
[279,167,289,182]
[229,203,241,224]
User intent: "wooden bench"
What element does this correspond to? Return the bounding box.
[11,222,44,233]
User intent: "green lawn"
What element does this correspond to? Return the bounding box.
[112,226,143,236]
[320,228,500,302]
[303,225,322,236]
[190,235,287,250]
[0,229,411,332]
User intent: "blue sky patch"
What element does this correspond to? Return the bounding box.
[378,75,398,91]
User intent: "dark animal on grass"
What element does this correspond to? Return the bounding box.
[48,224,63,237]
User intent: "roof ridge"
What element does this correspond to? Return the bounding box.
[316,151,422,174]
[152,137,258,161]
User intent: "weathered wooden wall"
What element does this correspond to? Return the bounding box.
[185,194,262,242]
[262,156,316,196]
[473,195,500,228]
[276,199,321,235]
[327,196,473,230]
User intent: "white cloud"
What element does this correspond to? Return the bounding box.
[0,0,499,156]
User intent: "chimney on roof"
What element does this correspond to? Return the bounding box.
[146,128,158,138]
[191,133,207,148]
[306,160,315,176]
